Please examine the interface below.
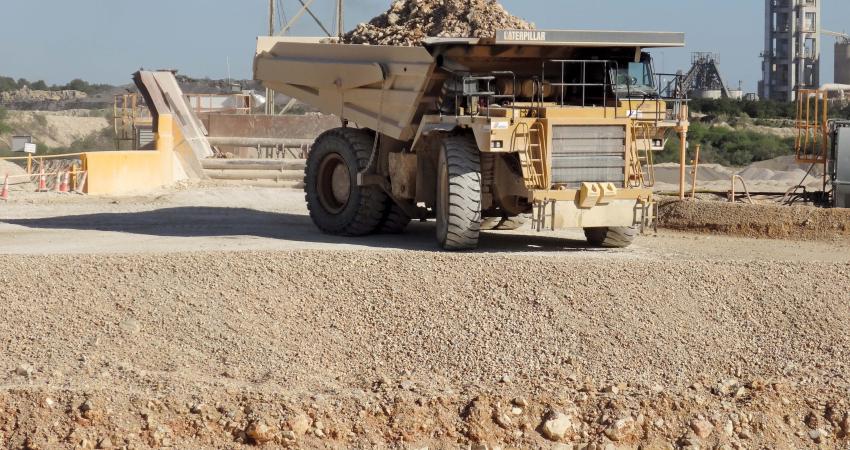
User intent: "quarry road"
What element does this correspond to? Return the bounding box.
[1,185,848,262]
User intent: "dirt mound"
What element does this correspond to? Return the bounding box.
[654,155,826,193]
[658,198,850,240]
[0,251,848,448]
[0,110,109,150]
[344,0,534,46]
[0,160,33,192]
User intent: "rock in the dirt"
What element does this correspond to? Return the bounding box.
[120,318,141,335]
[541,411,576,441]
[15,364,33,378]
[690,419,714,439]
[808,428,827,443]
[604,417,636,442]
[80,400,94,416]
[288,414,311,436]
[494,411,512,429]
[246,421,275,444]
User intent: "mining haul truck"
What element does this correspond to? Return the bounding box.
[254,30,689,250]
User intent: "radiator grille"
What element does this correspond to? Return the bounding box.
[550,125,626,187]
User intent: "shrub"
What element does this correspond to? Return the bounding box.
[0,107,10,134]
[655,123,795,167]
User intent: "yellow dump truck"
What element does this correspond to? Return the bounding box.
[254,30,688,250]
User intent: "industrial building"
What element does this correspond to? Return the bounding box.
[760,0,821,101]
[835,38,850,85]
[681,52,743,100]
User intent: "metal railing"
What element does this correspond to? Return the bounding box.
[114,93,152,149]
[446,70,517,118]
[543,59,618,116]
[442,61,689,126]
[187,93,254,116]
[795,88,829,163]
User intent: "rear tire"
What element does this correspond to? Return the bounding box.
[481,215,526,231]
[584,226,638,248]
[304,128,386,236]
[377,201,411,234]
[436,136,482,250]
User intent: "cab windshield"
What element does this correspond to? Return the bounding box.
[612,61,656,97]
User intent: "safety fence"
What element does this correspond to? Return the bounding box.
[0,153,88,200]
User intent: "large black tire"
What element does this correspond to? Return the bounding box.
[304,128,387,236]
[436,135,482,250]
[584,226,638,248]
[481,215,527,231]
[377,201,412,234]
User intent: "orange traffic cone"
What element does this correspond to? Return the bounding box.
[36,168,47,192]
[1,175,8,201]
[58,171,70,193]
[54,172,62,192]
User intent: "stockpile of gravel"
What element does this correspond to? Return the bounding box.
[344,0,534,46]
[658,198,850,240]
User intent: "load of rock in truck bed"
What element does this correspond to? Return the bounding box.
[344,0,534,46]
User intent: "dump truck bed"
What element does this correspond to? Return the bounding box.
[254,36,437,141]
[253,31,685,141]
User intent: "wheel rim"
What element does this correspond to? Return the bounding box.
[317,153,351,214]
[436,149,449,242]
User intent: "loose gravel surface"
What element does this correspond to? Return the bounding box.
[1,187,849,449]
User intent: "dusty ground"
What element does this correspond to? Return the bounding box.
[1,186,849,449]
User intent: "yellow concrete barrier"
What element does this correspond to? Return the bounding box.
[81,114,192,195]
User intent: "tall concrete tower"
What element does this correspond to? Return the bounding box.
[760,0,821,101]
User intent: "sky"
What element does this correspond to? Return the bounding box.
[1,0,849,92]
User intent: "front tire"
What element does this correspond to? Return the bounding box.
[584,226,638,248]
[436,136,482,250]
[304,128,387,236]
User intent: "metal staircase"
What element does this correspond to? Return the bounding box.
[628,122,656,188]
[514,121,556,231]
[514,121,548,189]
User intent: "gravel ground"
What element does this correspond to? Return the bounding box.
[1,251,849,449]
[1,187,849,448]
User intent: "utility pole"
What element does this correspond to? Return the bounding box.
[265,0,276,115]
[336,0,344,40]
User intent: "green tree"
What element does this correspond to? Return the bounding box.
[0,107,10,134]
[29,80,48,90]
[0,76,16,92]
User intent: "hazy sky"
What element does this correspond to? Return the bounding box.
[1,0,848,92]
